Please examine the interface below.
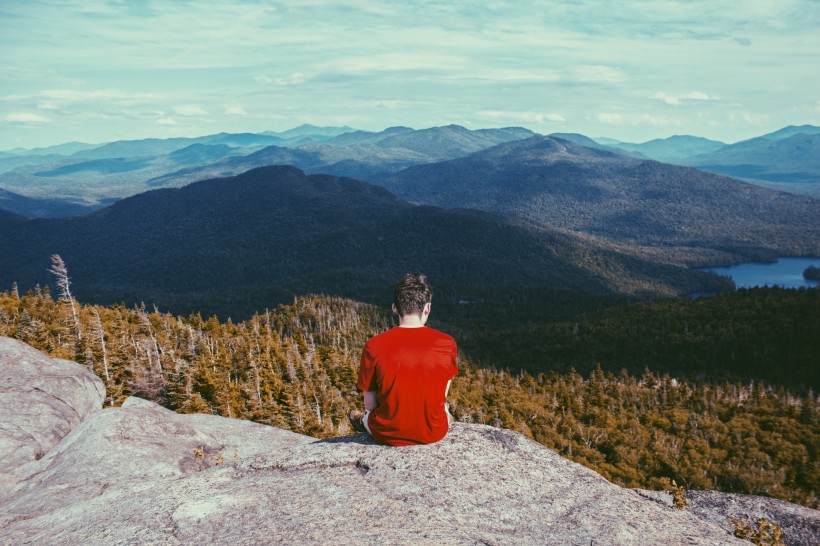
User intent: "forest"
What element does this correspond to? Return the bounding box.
[1,282,816,510]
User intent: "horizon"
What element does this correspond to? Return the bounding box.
[2,1,819,149]
[2,121,819,154]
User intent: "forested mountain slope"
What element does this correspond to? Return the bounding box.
[380,136,820,263]
[0,187,103,218]
[463,286,820,391]
[0,165,727,322]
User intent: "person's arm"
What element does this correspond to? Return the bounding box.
[445,380,452,397]
[363,390,378,411]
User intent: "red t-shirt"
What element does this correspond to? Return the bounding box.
[357,326,458,446]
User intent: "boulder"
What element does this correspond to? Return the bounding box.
[0,336,104,493]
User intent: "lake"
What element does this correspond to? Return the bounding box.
[701,257,820,289]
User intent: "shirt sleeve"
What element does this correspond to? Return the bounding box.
[357,341,378,392]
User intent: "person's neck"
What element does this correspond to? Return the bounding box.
[398,314,426,328]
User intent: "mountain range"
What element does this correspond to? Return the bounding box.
[0,125,534,216]
[0,165,730,323]
[604,125,820,197]
[378,135,820,263]
[3,123,819,220]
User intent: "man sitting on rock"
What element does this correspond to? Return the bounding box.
[349,273,458,446]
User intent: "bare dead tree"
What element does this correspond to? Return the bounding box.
[48,254,82,341]
[90,309,110,383]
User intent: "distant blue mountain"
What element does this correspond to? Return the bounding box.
[609,135,726,162]
[265,124,356,140]
[758,124,820,140]
[168,143,236,164]
[683,131,820,196]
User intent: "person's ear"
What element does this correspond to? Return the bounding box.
[392,304,399,315]
[423,302,431,315]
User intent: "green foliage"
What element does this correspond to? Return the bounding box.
[1,288,817,510]
[463,287,820,391]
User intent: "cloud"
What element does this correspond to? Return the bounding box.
[651,91,714,105]
[596,112,677,128]
[225,105,247,116]
[320,53,466,75]
[6,88,165,108]
[274,72,305,86]
[652,92,680,105]
[728,110,768,126]
[156,116,178,126]
[571,65,628,84]
[681,91,711,100]
[597,112,623,125]
[477,110,566,124]
[174,105,208,117]
[5,112,51,123]
[733,36,752,46]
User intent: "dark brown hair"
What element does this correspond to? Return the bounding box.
[393,273,432,317]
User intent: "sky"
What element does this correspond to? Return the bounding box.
[2,0,819,150]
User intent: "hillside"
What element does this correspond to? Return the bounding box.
[380,135,820,264]
[462,286,820,390]
[0,165,728,322]
[0,186,103,218]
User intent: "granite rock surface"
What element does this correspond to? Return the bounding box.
[0,336,104,492]
[2,338,813,545]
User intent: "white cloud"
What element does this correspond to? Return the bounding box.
[596,112,677,128]
[174,105,208,117]
[321,53,466,75]
[156,116,178,126]
[597,112,623,124]
[478,110,566,124]
[651,91,714,105]
[728,110,768,126]
[274,72,305,86]
[652,92,680,105]
[7,88,165,108]
[225,105,247,116]
[680,91,711,100]
[572,65,628,84]
[5,112,51,123]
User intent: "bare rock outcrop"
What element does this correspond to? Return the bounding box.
[0,336,104,492]
[1,402,743,545]
[1,339,814,545]
[687,490,820,546]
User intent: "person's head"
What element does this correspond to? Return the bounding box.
[392,273,432,319]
